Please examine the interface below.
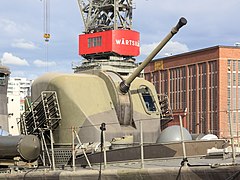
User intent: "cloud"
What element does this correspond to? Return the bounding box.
[10,70,26,77]
[11,39,38,49]
[33,59,57,67]
[1,52,29,66]
[0,18,19,34]
[140,41,189,57]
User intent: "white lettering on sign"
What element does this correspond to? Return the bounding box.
[115,38,140,47]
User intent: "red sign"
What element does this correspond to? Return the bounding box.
[79,30,140,57]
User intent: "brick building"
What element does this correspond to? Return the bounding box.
[144,46,240,138]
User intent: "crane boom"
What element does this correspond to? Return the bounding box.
[77,0,133,33]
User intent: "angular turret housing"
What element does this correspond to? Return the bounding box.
[31,70,161,145]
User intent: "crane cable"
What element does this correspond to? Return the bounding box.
[43,0,50,42]
[43,0,50,72]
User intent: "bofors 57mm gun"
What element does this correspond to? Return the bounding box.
[20,17,187,167]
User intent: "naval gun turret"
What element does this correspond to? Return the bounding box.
[21,18,187,152]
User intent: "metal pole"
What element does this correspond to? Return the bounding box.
[77,0,87,32]
[72,127,76,171]
[229,111,236,163]
[237,115,239,148]
[114,0,117,30]
[100,123,107,169]
[140,120,144,168]
[50,129,56,170]
[74,130,92,168]
[40,134,46,167]
[41,131,51,167]
[103,130,107,168]
[179,115,187,166]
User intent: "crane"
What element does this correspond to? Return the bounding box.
[77,0,138,59]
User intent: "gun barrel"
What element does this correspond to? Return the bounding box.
[120,17,187,93]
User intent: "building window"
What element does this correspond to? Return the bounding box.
[238,73,240,86]
[233,60,237,72]
[153,71,159,93]
[188,65,197,133]
[198,63,207,133]
[233,73,236,86]
[227,59,240,135]
[88,36,102,48]
[227,73,231,86]
[169,67,186,110]
[182,67,187,108]
[208,61,218,134]
[233,112,236,123]
[160,70,168,95]
[238,61,240,71]
[0,74,6,86]
[228,60,231,71]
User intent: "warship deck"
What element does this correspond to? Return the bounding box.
[1,155,240,180]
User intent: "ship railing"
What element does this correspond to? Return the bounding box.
[71,127,92,171]
[68,119,234,171]
[31,117,239,171]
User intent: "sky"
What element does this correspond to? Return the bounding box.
[0,0,240,80]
